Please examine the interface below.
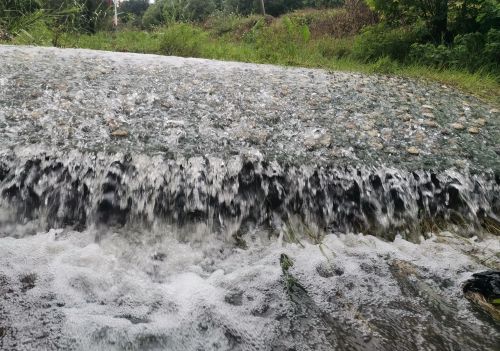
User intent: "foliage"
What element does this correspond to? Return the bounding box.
[118,0,149,27]
[366,0,500,43]
[0,0,110,39]
[221,0,302,17]
[203,11,263,38]
[484,28,500,65]
[221,0,254,15]
[409,29,500,73]
[352,23,427,62]
[160,22,209,56]
[448,0,499,34]
[119,0,149,18]
[142,1,164,28]
[314,36,353,59]
[287,1,377,38]
[264,0,304,17]
[409,43,451,69]
[78,0,110,34]
[242,16,313,64]
[142,0,217,26]
[302,0,344,7]
[61,29,163,53]
[152,0,344,23]
[371,55,398,74]
[0,0,46,38]
[4,19,54,45]
[162,0,217,22]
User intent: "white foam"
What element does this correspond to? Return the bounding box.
[0,227,498,350]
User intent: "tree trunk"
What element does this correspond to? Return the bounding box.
[259,0,266,16]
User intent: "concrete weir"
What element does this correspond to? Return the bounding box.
[0,46,499,350]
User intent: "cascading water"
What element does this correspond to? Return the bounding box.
[1,149,499,240]
[0,46,499,350]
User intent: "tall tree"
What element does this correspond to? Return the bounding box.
[366,0,451,42]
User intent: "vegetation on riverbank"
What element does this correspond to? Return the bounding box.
[1,0,499,104]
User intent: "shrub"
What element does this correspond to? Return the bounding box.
[222,0,257,16]
[409,43,451,69]
[119,0,149,23]
[484,29,500,70]
[289,1,377,39]
[0,0,44,35]
[202,11,265,39]
[264,0,304,17]
[242,16,312,64]
[7,19,53,45]
[371,56,398,74]
[409,29,500,73]
[352,23,426,62]
[159,22,208,57]
[302,0,344,7]
[327,0,378,37]
[314,37,353,59]
[451,32,486,71]
[163,0,216,22]
[143,0,217,27]
[142,1,164,28]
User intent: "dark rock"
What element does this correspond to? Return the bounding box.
[463,271,500,302]
[152,252,167,261]
[316,262,344,278]
[463,271,500,321]
[224,291,244,306]
[115,314,149,324]
[19,273,37,292]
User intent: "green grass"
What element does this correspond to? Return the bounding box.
[59,30,163,53]
[3,19,499,106]
[399,66,500,106]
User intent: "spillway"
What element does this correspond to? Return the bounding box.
[0,46,499,350]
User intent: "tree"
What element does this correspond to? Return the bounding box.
[80,0,109,33]
[119,0,149,19]
[420,0,450,42]
[264,0,303,16]
[366,0,499,43]
[118,0,149,25]
[142,0,164,27]
[365,0,450,42]
[221,0,305,17]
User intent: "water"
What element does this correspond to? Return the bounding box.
[1,46,498,170]
[1,149,499,241]
[0,46,499,350]
[1,227,499,350]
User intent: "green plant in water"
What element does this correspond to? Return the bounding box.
[280,253,294,273]
[280,253,304,293]
[282,220,305,248]
[281,218,336,265]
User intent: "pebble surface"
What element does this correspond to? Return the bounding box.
[0,45,499,171]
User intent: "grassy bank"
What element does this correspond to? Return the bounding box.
[5,11,499,106]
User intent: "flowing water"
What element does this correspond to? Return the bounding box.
[0,46,499,350]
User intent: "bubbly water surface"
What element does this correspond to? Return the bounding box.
[1,227,499,350]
